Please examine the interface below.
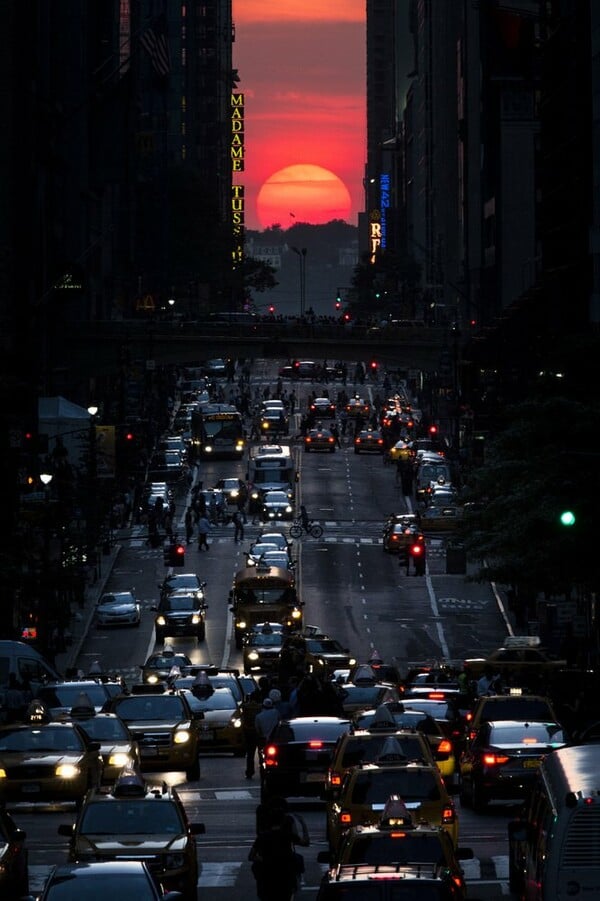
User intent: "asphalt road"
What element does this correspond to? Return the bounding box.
[15,360,518,899]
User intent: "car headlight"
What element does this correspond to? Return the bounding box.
[251,491,259,500]
[230,716,242,729]
[55,764,80,779]
[285,505,293,513]
[348,657,357,667]
[164,853,186,869]
[248,650,259,661]
[191,614,201,624]
[205,445,213,454]
[0,768,6,779]
[237,619,247,630]
[108,752,133,767]
[231,489,239,498]
[174,730,191,744]
[146,674,159,684]
[156,615,166,626]
[291,609,302,620]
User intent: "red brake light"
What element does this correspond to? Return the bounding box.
[331,774,341,786]
[442,806,456,824]
[264,744,277,759]
[308,741,323,749]
[437,739,453,754]
[483,753,510,766]
[340,811,352,825]
[427,691,445,699]
[389,832,407,839]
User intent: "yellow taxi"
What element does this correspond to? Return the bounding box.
[345,396,370,419]
[58,768,205,899]
[326,762,459,856]
[0,703,104,806]
[386,439,414,463]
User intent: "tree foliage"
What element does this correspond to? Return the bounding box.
[457,393,600,598]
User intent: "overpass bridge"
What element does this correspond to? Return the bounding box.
[69,319,453,378]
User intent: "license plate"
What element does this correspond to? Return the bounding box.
[141,747,157,757]
[301,772,325,783]
[22,783,41,793]
[523,759,541,768]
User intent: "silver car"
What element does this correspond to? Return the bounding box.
[94,591,141,628]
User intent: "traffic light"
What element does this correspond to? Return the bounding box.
[268,304,275,314]
[559,510,576,527]
[165,543,186,567]
[369,360,378,372]
[335,300,341,311]
[428,424,438,436]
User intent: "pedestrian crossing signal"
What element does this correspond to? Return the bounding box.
[165,544,186,567]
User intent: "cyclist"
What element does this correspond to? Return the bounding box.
[300,505,310,531]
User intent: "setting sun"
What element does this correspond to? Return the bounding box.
[256,164,352,229]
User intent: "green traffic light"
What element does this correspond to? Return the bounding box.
[559,510,576,527]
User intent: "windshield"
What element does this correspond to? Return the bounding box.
[165,596,198,611]
[38,685,109,708]
[0,725,85,752]
[80,800,183,835]
[236,587,295,605]
[351,769,440,803]
[114,696,187,721]
[78,717,130,741]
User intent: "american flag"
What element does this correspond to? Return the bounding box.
[140,14,171,78]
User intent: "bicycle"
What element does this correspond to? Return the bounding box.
[289,518,323,539]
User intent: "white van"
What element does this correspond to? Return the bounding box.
[0,640,62,720]
[247,444,296,496]
[508,742,600,899]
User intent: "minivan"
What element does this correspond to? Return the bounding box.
[0,640,62,720]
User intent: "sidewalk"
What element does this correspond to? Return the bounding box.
[53,541,122,676]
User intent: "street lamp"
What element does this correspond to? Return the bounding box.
[86,406,99,569]
[291,246,307,317]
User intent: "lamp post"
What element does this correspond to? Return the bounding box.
[86,406,99,575]
[291,246,307,318]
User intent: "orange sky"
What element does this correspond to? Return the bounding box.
[233,1,366,232]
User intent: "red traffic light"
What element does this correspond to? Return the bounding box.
[428,425,438,435]
[370,360,378,370]
[335,300,341,311]
[268,304,275,314]
[125,431,135,441]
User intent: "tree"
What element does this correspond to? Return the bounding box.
[457,394,599,601]
[242,256,278,294]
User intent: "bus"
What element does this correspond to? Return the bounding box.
[247,444,296,498]
[190,404,245,460]
[228,562,304,649]
[508,742,600,899]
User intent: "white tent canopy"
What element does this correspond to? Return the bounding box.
[39,396,92,469]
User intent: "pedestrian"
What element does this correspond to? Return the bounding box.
[184,506,195,545]
[197,514,212,551]
[254,697,280,749]
[241,677,271,779]
[330,421,341,448]
[232,509,244,542]
[249,798,306,901]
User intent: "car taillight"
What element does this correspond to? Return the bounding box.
[331,773,341,786]
[263,744,278,767]
[308,741,323,749]
[340,811,352,825]
[442,805,456,824]
[483,752,510,766]
[437,739,453,755]
[427,692,445,699]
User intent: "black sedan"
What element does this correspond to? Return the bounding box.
[261,490,294,521]
[260,715,350,801]
[32,861,178,901]
[459,719,567,811]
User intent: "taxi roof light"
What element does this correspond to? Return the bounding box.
[379,795,413,829]
[112,767,148,797]
[69,692,97,720]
